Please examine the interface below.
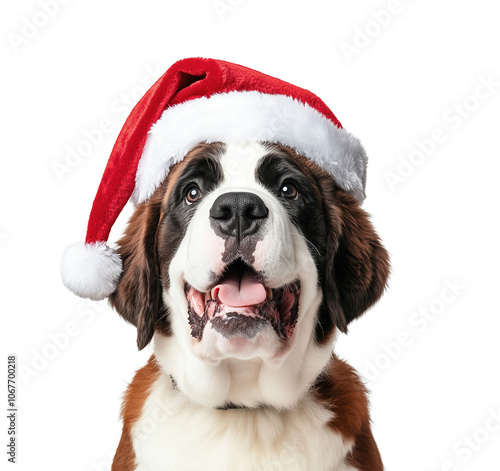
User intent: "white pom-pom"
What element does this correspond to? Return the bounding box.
[61,242,122,300]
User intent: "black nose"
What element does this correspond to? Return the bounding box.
[210,192,269,240]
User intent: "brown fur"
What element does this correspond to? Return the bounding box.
[112,356,160,470]
[317,168,390,335]
[313,357,383,469]
[108,189,165,349]
[346,422,384,471]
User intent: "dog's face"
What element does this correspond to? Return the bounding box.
[110,142,389,409]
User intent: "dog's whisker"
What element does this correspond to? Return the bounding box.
[265,228,322,256]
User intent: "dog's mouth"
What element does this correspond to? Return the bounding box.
[185,259,300,341]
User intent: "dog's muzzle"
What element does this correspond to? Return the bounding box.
[185,259,300,341]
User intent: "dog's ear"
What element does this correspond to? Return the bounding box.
[319,176,390,334]
[108,197,163,350]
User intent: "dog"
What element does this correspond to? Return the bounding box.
[60,57,390,470]
[108,141,389,470]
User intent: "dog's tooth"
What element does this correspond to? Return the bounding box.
[266,287,273,300]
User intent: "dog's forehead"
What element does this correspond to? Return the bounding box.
[218,142,268,188]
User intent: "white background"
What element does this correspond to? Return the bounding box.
[1,0,499,470]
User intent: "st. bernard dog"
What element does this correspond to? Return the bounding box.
[108,141,389,470]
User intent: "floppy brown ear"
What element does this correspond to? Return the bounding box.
[108,198,163,350]
[320,179,390,334]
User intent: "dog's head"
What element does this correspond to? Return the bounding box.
[109,141,389,409]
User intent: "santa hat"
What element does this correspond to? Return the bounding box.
[61,57,368,301]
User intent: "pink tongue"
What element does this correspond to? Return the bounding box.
[213,267,266,307]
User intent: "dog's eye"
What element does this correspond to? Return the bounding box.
[280,182,299,200]
[186,185,202,204]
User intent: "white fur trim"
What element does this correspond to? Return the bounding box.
[61,242,122,301]
[132,91,367,204]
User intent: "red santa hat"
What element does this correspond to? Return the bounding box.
[61,57,368,300]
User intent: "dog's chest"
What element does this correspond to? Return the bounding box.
[131,374,358,471]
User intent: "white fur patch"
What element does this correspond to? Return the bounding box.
[131,373,359,471]
[132,91,367,204]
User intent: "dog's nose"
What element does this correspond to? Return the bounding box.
[210,192,269,239]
